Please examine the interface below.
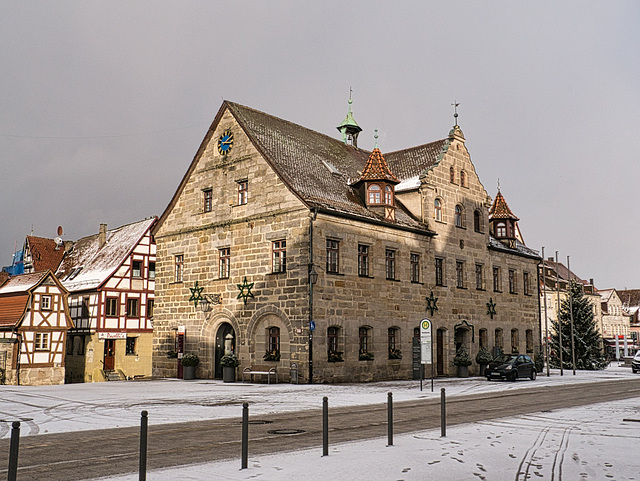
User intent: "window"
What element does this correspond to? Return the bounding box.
[456,261,465,288]
[410,253,420,283]
[496,222,506,238]
[475,264,484,290]
[328,326,339,354]
[219,248,230,279]
[460,170,467,187]
[175,255,183,283]
[511,329,519,353]
[106,297,118,317]
[523,272,530,296]
[358,244,369,277]
[132,260,142,278]
[388,327,401,359]
[493,266,501,292]
[268,327,280,354]
[126,336,138,355]
[509,269,517,294]
[272,240,286,273]
[479,328,488,349]
[450,166,456,183]
[368,184,381,204]
[474,210,482,233]
[35,332,50,351]
[434,199,442,222]
[526,329,533,353]
[326,239,339,274]
[237,180,248,205]
[495,328,503,353]
[203,188,213,213]
[149,262,156,280]
[41,295,51,310]
[455,205,464,228]
[126,298,139,318]
[359,326,372,358]
[385,249,396,280]
[385,186,393,205]
[81,297,90,318]
[147,299,154,318]
[435,258,444,286]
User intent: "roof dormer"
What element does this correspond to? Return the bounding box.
[489,189,522,248]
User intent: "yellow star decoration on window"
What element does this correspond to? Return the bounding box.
[189,281,204,308]
[237,276,255,305]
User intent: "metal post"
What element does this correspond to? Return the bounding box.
[567,256,576,375]
[556,251,563,376]
[139,411,148,481]
[440,388,446,437]
[322,396,329,456]
[241,403,249,469]
[8,421,20,481]
[542,247,550,376]
[387,392,393,446]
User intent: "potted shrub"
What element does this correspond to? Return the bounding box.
[453,346,472,378]
[328,350,344,363]
[388,348,402,360]
[359,350,374,361]
[475,346,493,377]
[263,349,280,362]
[181,353,199,380]
[220,353,240,382]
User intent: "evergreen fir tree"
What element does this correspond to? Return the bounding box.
[549,280,607,370]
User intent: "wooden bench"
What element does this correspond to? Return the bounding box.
[242,367,278,384]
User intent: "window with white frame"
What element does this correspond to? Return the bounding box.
[41,295,51,310]
[35,332,50,351]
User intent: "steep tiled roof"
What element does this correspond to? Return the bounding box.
[355,148,399,184]
[617,289,640,308]
[26,236,66,272]
[0,271,48,294]
[489,191,519,221]
[56,218,156,292]
[227,102,432,231]
[0,294,29,328]
[384,140,449,180]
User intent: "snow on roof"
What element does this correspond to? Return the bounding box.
[0,271,47,294]
[57,218,155,292]
[395,175,421,192]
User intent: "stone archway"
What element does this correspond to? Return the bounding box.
[214,323,236,379]
[247,306,292,366]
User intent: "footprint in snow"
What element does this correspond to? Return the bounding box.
[402,468,411,473]
[476,463,487,472]
[473,473,486,480]
[427,460,440,465]
[509,454,517,459]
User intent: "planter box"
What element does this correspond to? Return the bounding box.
[457,365,469,378]
[223,366,236,383]
[183,365,196,380]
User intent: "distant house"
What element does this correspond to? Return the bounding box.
[619,289,640,348]
[0,271,73,385]
[56,218,157,382]
[23,236,69,274]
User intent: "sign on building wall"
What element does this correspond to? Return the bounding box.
[98,332,127,340]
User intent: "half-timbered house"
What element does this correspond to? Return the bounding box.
[0,271,72,385]
[57,218,157,382]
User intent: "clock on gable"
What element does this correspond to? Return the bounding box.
[217,130,234,155]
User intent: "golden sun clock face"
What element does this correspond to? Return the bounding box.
[218,130,234,155]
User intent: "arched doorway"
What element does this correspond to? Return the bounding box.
[214,323,235,379]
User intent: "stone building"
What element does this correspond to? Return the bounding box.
[152,100,541,382]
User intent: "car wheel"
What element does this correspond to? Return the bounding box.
[530,369,536,380]
[510,371,517,382]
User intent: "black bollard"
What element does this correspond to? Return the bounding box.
[241,402,249,469]
[8,421,20,481]
[387,392,393,446]
[322,396,328,456]
[440,387,446,437]
[139,410,148,481]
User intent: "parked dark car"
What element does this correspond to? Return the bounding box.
[632,351,640,373]
[486,353,536,381]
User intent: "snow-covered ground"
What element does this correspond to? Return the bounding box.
[2,365,639,480]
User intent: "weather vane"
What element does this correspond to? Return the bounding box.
[451,101,460,126]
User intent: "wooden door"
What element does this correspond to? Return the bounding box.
[104,339,115,370]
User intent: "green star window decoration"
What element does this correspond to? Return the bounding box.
[237,276,255,305]
[426,291,439,316]
[487,297,497,319]
[189,281,204,308]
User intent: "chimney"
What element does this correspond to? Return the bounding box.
[589,278,594,286]
[99,224,107,248]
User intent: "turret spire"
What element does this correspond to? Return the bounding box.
[337,89,362,147]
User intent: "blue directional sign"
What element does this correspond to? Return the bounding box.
[310,320,316,331]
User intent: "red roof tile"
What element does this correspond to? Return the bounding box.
[357,148,399,184]
[0,294,29,328]
[489,191,519,221]
[26,236,66,272]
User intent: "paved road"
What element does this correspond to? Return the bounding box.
[2,377,640,480]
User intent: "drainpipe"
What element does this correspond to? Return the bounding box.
[308,208,317,384]
[13,329,21,386]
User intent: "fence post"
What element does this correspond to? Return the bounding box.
[241,402,249,469]
[139,410,148,481]
[387,392,393,446]
[440,387,446,437]
[322,396,329,456]
[7,421,20,481]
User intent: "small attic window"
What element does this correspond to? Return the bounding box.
[385,185,394,205]
[67,266,83,281]
[321,159,341,175]
[368,184,382,204]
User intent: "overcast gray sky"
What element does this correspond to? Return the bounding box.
[2,1,639,289]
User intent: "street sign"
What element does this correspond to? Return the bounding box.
[310,320,316,331]
[420,318,432,364]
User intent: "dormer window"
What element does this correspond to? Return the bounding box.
[384,186,393,205]
[368,184,382,204]
[496,222,506,238]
